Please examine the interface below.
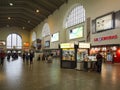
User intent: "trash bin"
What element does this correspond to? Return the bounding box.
[83,61,88,71]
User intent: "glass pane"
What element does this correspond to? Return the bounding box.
[12,34,17,48]
[17,35,22,49]
[7,34,12,49]
[65,5,85,28]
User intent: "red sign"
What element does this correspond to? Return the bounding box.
[94,35,118,42]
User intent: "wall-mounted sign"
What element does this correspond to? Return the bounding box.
[79,43,90,48]
[69,26,84,40]
[94,35,118,42]
[51,32,59,42]
[60,43,74,48]
[95,12,114,32]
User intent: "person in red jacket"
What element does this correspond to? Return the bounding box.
[0,50,6,66]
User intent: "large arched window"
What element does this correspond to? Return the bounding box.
[32,32,36,41]
[65,5,85,28]
[42,23,50,37]
[6,33,22,49]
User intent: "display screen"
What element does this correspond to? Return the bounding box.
[69,26,83,39]
[95,13,114,32]
[45,41,50,47]
[51,32,59,42]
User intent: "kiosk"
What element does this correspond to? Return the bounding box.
[76,43,90,70]
[60,43,77,69]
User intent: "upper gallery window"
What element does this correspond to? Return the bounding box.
[65,5,85,28]
[32,32,36,41]
[42,23,50,37]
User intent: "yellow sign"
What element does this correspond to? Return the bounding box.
[60,43,74,48]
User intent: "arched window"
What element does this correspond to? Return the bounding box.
[32,32,36,41]
[6,33,22,49]
[65,5,85,28]
[42,23,50,37]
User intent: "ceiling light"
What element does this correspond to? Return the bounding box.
[8,17,11,20]
[28,20,30,23]
[22,27,25,29]
[6,25,10,27]
[9,3,13,6]
[36,9,40,13]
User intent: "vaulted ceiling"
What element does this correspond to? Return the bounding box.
[0,0,67,30]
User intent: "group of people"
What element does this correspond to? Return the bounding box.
[37,52,53,63]
[22,50,34,64]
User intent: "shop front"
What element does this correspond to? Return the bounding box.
[91,34,120,63]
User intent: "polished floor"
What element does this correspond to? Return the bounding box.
[0,57,120,90]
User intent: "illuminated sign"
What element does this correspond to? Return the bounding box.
[79,43,90,48]
[0,41,5,46]
[60,43,74,48]
[94,35,118,42]
[69,26,83,39]
[51,32,59,42]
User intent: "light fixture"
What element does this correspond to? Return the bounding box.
[9,3,13,6]
[36,9,40,13]
[8,17,11,20]
[6,25,10,27]
[22,27,25,29]
[28,20,30,23]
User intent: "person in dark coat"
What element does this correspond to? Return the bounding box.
[0,50,6,66]
[29,50,34,64]
[22,52,26,63]
[96,52,103,73]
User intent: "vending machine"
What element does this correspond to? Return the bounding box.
[60,43,77,69]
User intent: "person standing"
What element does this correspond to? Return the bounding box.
[96,51,103,73]
[0,50,6,66]
[22,51,26,63]
[29,50,34,64]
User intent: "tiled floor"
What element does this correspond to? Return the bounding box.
[0,57,120,90]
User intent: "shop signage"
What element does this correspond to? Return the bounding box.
[60,43,74,48]
[79,43,90,48]
[94,35,118,42]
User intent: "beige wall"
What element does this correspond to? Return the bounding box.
[0,27,30,47]
[31,0,120,48]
